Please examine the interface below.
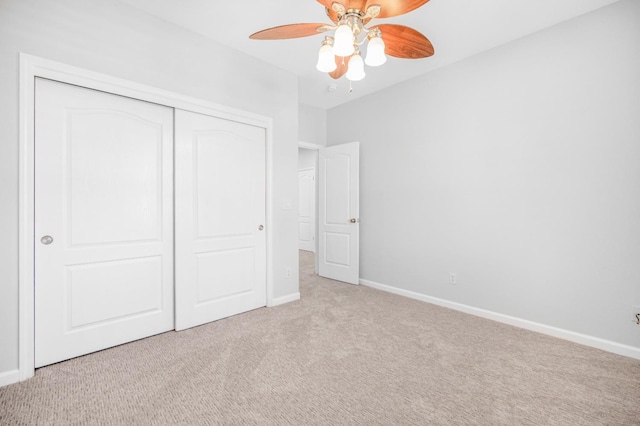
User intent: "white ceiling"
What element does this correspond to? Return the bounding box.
[117,0,620,110]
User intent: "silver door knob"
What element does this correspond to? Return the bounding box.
[40,235,54,245]
[350,218,359,223]
[258,225,264,231]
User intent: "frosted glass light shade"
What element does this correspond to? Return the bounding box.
[316,44,337,72]
[333,24,355,57]
[346,52,365,81]
[365,36,387,66]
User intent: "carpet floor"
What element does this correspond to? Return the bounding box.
[1,250,639,425]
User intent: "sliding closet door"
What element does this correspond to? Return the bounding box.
[174,110,267,331]
[34,78,174,367]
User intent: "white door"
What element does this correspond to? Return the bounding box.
[174,110,267,331]
[298,168,316,252]
[318,142,360,284]
[34,78,175,368]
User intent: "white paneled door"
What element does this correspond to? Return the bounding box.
[318,142,360,284]
[34,78,175,367]
[174,110,267,331]
[298,168,316,252]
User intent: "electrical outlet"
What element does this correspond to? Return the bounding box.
[449,273,456,285]
[286,267,292,278]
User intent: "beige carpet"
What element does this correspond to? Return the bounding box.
[1,250,639,425]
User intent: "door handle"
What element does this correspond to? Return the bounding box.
[350,218,359,224]
[258,225,264,231]
[40,235,54,245]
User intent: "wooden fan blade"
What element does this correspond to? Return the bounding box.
[249,23,329,40]
[367,0,431,18]
[329,55,350,79]
[319,0,340,22]
[373,24,434,58]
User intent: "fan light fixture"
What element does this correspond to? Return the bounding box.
[249,0,435,85]
[333,24,355,57]
[345,49,366,81]
[315,7,387,81]
[365,29,386,66]
[316,37,338,72]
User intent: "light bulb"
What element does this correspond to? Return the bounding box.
[365,35,387,66]
[346,51,365,81]
[316,41,337,72]
[333,24,355,57]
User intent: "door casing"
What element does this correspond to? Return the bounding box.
[18,54,275,382]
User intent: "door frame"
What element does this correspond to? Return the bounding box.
[18,54,275,381]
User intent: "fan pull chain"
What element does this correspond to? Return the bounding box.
[349,80,353,93]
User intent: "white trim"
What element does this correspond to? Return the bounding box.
[360,278,640,360]
[0,369,20,388]
[270,293,301,307]
[298,141,323,150]
[265,125,275,308]
[18,53,275,382]
[18,54,36,382]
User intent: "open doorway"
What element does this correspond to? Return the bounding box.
[298,141,361,283]
[298,142,321,274]
[298,144,319,253]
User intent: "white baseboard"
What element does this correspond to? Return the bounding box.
[0,369,20,388]
[270,292,300,307]
[360,278,640,360]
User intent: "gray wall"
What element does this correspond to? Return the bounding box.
[327,0,640,349]
[0,0,299,377]
[299,103,327,146]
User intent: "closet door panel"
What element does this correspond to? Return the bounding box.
[175,109,267,330]
[34,78,174,367]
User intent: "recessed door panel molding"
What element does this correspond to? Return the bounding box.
[299,223,311,243]
[298,168,316,252]
[175,109,267,331]
[318,142,360,284]
[195,131,257,239]
[66,256,163,330]
[196,248,255,305]
[67,110,163,247]
[324,232,350,266]
[324,155,351,225]
[34,78,175,368]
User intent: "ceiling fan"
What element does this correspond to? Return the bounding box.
[249,0,435,82]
